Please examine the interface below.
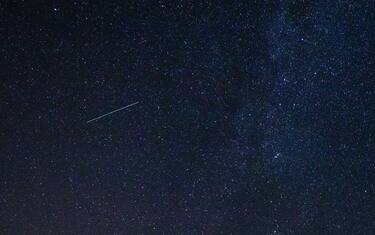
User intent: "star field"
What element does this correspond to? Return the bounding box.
[1,1,374,234]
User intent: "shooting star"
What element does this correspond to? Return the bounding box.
[86,101,139,124]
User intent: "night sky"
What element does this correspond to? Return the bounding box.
[1,1,374,234]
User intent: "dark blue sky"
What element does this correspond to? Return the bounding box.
[1,1,374,234]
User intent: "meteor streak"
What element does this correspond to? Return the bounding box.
[86,101,139,124]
